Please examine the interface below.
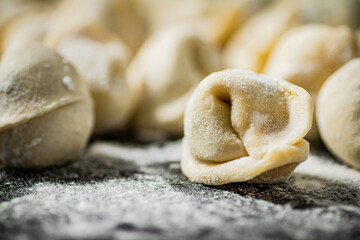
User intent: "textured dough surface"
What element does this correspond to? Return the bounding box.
[128,26,220,138]
[317,59,360,169]
[0,42,94,168]
[181,69,313,185]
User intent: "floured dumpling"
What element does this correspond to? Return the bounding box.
[128,26,221,139]
[317,59,360,169]
[45,0,145,50]
[0,42,94,169]
[264,24,358,140]
[181,69,313,185]
[223,0,299,72]
[46,27,137,134]
[0,8,52,54]
[135,0,259,46]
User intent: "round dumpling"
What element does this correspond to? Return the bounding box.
[181,69,313,185]
[317,59,360,169]
[46,27,137,134]
[128,26,221,139]
[223,0,299,72]
[0,42,94,169]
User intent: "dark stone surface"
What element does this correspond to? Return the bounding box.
[1,140,360,240]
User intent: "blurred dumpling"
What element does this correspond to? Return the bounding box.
[0,43,94,169]
[128,26,221,139]
[317,59,360,169]
[224,0,299,72]
[264,24,358,140]
[45,0,145,50]
[46,27,137,134]
[182,70,313,185]
[136,0,260,46]
[294,0,360,28]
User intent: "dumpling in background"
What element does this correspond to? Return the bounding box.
[0,43,94,169]
[128,26,221,140]
[223,0,299,72]
[45,0,146,51]
[45,26,138,135]
[0,8,53,55]
[317,59,360,169]
[182,70,313,185]
[135,0,262,46]
[264,24,358,141]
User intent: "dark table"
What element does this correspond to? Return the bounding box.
[1,140,360,240]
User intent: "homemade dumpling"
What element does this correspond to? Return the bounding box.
[45,0,145,50]
[0,42,94,169]
[223,0,299,72]
[46,28,136,134]
[264,24,358,140]
[317,59,360,169]
[182,69,313,185]
[128,26,221,139]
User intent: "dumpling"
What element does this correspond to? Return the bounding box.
[128,26,221,139]
[181,69,313,185]
[45,28,137,134]
[223,0,299,72]
[317,59,360,169]
[135,0,259,46]
[264,24,358,140]
[0,8,52,55]
[45,0,145,50]
[264,24,358,95]
[0,42,94,169]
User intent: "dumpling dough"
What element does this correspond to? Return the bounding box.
[181,69,313,185]
[45,0,145,50]
[46,28,136,134]
[0,42,94,169]
[317,59,360,169]
[128,26,221,139]
[223,0,299,72]
[264,24,358,140]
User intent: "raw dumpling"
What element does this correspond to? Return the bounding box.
[45,0,145,50]
[223,0,299,72]
[128,26,221,139]
[46,28,137,134]
[0,42,94,169]
[181,69,313,185]
[264,24,358,140]
[264,24,358,95]
[317,59,360,169]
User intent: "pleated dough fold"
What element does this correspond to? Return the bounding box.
[181,69,313,185]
